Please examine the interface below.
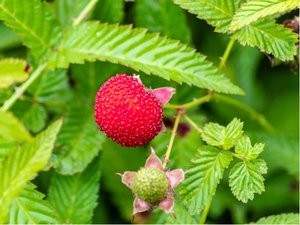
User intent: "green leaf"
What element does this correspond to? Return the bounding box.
[135,0,192,44]
[94,0,124,23]
[233,19,298,61]
[0,58,29,88]
[0,140,15,163]
[234,136,264,160]
[230,0,299,31]
[166,202,198,224]
[0,119,62,223]
[201,118,243,150]
[0,110,32,142]
[0,23,21,51]
[49,22,244,95]
[9,183,62,224]
[173,0,242,33]
[52,103,105,175]
[0,0,61,59]
[48,157,101,224]
[181,146,233,215]
[229,159,266,203]
[255,213,299,224]
[28,69,71,107]
[22,104,48,133]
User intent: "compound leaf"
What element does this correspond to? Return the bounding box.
[0,0,61,59]
[255,213,299,224]
[0,120,62,223]
[230,0,299,31]
[9,183,62,224]
[201,118,243,150]
[52,103,105,175]
[48,157,101,224]
[229,159,266,203]
[181,146,233,215]
[49,22,243,95]
[232,19,298,61]
[0,58,29,88]
[173,0,242,33]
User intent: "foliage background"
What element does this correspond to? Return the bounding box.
[0,0,298,224]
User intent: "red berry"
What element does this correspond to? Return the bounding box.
[94,74,163,147]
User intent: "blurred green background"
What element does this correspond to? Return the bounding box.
[0,0,298,223]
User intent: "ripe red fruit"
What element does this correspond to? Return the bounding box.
[94,74,175,147]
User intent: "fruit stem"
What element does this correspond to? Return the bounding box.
[219,38,235,69]
[164,93,212,110]
[213,93,275,133]
[73,0,99,26]
[1,63,47,112]
[183,114,203,133]
[163,109,183,169]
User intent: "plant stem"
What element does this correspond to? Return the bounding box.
[219,38,235,69]
[164,93,212,110]
[213,93,275,133]
[1,63,47,112]
[163,109,183,169]
[183,114,203,133]
[199,192,214,224]
[73,0,98,26]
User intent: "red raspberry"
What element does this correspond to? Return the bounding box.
[95,74,169,147]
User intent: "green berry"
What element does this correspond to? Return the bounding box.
[131,168,169,203]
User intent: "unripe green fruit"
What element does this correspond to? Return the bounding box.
[132,168,169,203]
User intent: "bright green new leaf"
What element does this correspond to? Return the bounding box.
[255,213,300,224]
[0,140,15,163]
[201,118,243,150]
[232,19,298,61]
[48,157,101,224]
[229,159,266,203]
[52,103,105,175]
[234,136,264,160]
[9,183,62,224]
[230,0,299,31]
[173,0,242,33]
[0,58,29,88]
[49,22,244,95]
[181,146,233,215]
[0,119,62,223]
[0,110,32,142]
[0,0,61,59]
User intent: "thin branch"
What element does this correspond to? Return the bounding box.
[219,38,235,69]
[183,114,203,133]
[164,93,212,110]
[1,63,47,112]
[73,0,99,26]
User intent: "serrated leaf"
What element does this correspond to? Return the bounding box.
[0,119,62,223]
[9,183,62,224]
[230,0,299,31]
[135,0,191,44]
[0,110,32,142]
[173,0,242,33]
[0,58,29,88]
[0,0,61,59]
[229,159,266,203]
[181,146,233,215]
[28,69,71,107]
[0,140,15,163]
[22,104,48,133]
[255,213,299,224]
[201,118,243,150]
[49,22,243,95]
[166,202,198,224]
[234,136,264,160]
[52,103,105,175]
[0,23,21,51]
[48,157,101,224]
[233,19,298,61]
